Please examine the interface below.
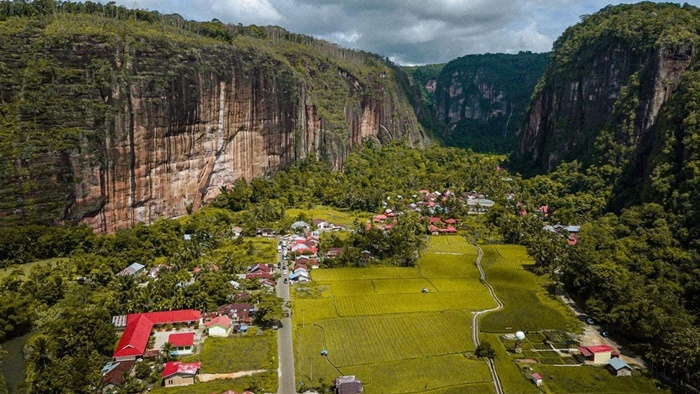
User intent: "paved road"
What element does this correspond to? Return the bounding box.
[276,243,296,394]
[469,240,505,394]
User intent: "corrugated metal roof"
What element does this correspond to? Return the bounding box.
[609,357,631,370]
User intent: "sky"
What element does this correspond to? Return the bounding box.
[102,0,700,65]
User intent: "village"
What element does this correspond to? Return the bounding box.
[97,188,625,394]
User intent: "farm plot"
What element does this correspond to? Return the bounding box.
[329,280,375,297]
[372,278,437,294]
[312,267,420,281]
[419,253,480,279]
[480,287,573,332]
[424,235,479,254]
[430,277,486,293]
[493,244,531,259]
[346,354,493,394]
[293,298,338,324]
[319,311,473,366]
[335,291,495,316]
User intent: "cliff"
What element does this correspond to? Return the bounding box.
[434,52,548,153]
[515,2,700,174]
[0,7,427,232]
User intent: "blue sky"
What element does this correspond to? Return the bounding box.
[102,1,700,65]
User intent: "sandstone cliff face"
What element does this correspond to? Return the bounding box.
[519,43,694,172]
[0,20,427,233]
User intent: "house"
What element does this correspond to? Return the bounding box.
[326,248,343,258]
[290,271,310,283]
[429,225,439,235]
[608,358,632,377]
[117,262,145,277]
[373,214,387,223]
[113,310,201,361]
[257,228,276,237]
[429,217,442,224]
[312,219,330,230]
[438,226,458,234]
[162,361,201,387]
[101,360,135,392]
[467,198,495,214]
[168,332,195,356]
[291,221,310,231]
[232,226,243,238]
[205,315,233,337]
[530,373,543,387]
[248,263,272,274]
[444,218,457,225]
[578,345,618,364]
[334,375,363,394]
[216,303,255,324]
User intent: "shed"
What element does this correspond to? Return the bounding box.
[531,373,543,387]
[608,358,632,377]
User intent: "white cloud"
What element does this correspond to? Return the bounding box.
[99,0,700,64]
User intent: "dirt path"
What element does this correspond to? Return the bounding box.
[468,239,505,394]
[199,369,267,382]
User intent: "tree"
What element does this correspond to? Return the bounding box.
[475,341,496,359]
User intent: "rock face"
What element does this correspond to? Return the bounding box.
[0,16,427,233]
[515,3,700,173]
[434,52,548,152]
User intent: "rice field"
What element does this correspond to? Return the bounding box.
[294,235,494,392]
[320,311,473,366]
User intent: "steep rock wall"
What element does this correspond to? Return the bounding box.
[0,18,427,233]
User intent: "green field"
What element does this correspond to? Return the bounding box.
[0,258,65,279]
[479,246,579,333]
[285,205,372,227]
[294,235,493,392]
[181,328,276,373]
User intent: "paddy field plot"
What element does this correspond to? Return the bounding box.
[295,235,494,392]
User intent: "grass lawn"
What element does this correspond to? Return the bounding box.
[537,365,669,393]
[150,371,277,394]
[285,205,372,227]
[320,311,473,366]
[180,329,276,373]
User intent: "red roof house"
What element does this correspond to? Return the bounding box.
[162,361,201,387]
[113,310,201,361]
[578,345,618,364]
[444,218,457,225]
[373,214,388,223]
[216,303,254,324]
[429,225,439,234]
[168,332,195,348]
[429,217,442,224]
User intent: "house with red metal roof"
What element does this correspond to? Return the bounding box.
[168,332,195,356]
[578,345,618,364]
[162,361,201,387]
[113,309,201,361]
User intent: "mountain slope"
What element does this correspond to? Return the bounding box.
[514,2,700,174]
[0,3,428,232]
[434,52,549,153]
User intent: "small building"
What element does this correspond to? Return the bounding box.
[326,247,343,258]
[162,361,201,387]
[578,345,617,364]
[291,221,310,231]
[531,373,543,387]
[608,358,633,377]
[334,375,363,394]
[467,198,495,214]
[205,315,233,337]
[168,332,195,356]
[117,262,145,277]
[101,360,135,393]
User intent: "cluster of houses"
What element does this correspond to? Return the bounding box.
[236,263,277,290]
[280,227,326,283]
[104,301,263,391]
[529,344,633,388]
[543,224,581,246]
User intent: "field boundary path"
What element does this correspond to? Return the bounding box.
[468,239,505,394]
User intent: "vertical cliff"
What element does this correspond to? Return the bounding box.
[515,2,700,174]
[434,53,548,153]
[0,11,427,232]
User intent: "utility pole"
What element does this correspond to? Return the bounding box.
[310,358,313,381]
